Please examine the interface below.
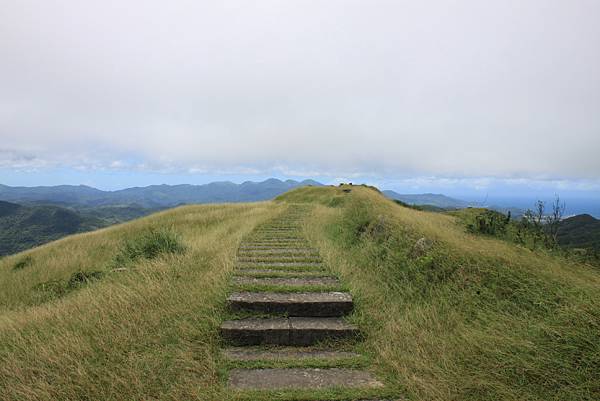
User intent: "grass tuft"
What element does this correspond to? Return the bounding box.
[12,255,33,271]
[112,227,186,267]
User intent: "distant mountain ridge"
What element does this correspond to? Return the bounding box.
[557,214,600,252]
[0,179,323,208]
[0,200,103,256]
[382,190,470,208]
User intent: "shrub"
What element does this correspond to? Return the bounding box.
[113,227,185,267]
[12,255,33,271]
[466,209,510,236]
[67,270,104,289]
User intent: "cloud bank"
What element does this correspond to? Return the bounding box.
[1,0,599,179]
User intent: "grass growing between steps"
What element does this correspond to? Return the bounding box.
[230,283,346,293]
[278,185,600,401]
[228,386,399,401]
[0,202,285,401]
[223,354,369,370]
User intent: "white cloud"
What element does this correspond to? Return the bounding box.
[1,0,599,179]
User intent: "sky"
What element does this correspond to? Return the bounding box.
[1,1,599,204]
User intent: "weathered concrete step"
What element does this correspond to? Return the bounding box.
[252,228,301,236]
[238,248,318,253]
[239,244,310,249]
[227,292,353,316]
[238,254,321,259]
[237,261,324,268]
[235,266,325,274]
[235,269,332,277]
[254,228,298,231]
[237,252,320,258]
[223,346,359,361]
[237,257,322,263]
[232,276,340,288]
[244,241,308,246]
[228,368,382,390]
[242,239,309,243]
[255,227,300,230]
[220,317,358,345]
[248,239,306,243]
[249,233,306,241]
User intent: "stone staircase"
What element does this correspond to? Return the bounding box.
[220,205,390,399]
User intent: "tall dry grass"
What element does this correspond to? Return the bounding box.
[285,185,600,401]
[0,202,284,401]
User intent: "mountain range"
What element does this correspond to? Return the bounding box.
[0,179,326,256]
[2,180,598,256]
[0,179,323,208]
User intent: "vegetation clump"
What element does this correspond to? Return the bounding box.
[466,209,510,236]
[66,270,104,289]
[33,270,105,301]
[12,255,33,271]
[112,227,186,267]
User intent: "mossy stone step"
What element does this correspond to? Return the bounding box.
[247,237,305,240]
[234,269,333,278]
[238,254,321,259]
[237,261,324,268]
[239,244,311,249]
[238,248,318,253]
[237,260,323,265]
[240,241,310,244]
[223,346,359,361]
[232,276,340,288]
[227,292,353,316]
[220,317,358,346]
[227,368,383,390]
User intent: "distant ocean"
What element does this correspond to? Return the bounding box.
[470,197,600,218]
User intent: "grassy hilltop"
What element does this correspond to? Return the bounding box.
[1,186,599,400]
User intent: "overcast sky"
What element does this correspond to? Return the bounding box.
[1,0,599,194]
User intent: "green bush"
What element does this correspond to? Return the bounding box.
[466,209,510,236]
[67,270,104,289]
[113,228,185,267]
[12,255,33,271]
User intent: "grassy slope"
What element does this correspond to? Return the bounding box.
[1,186,599,400]
[0,202,284,401]
[278,185,600,401]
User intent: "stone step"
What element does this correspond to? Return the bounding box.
[220,317,358,346]
[228,291,352,316]
[227,368,383,390]
[232,276,340,288]
[234,269,333,278]
[237,252,320,258]
[254,228,298,231]
[242,239,309,243]
[237,257,322,263]
[223,346,360,361]
[236,261,324,268]
[238,254,321,259]
[237,248,318,253]
[250,233,306,241]
[255,227,299,230]
[239,244,311,249]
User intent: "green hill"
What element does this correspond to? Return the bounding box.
[558,214,600,252]
[0,200,101,256]
[0,201,158,256]
[0,186,598,400]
